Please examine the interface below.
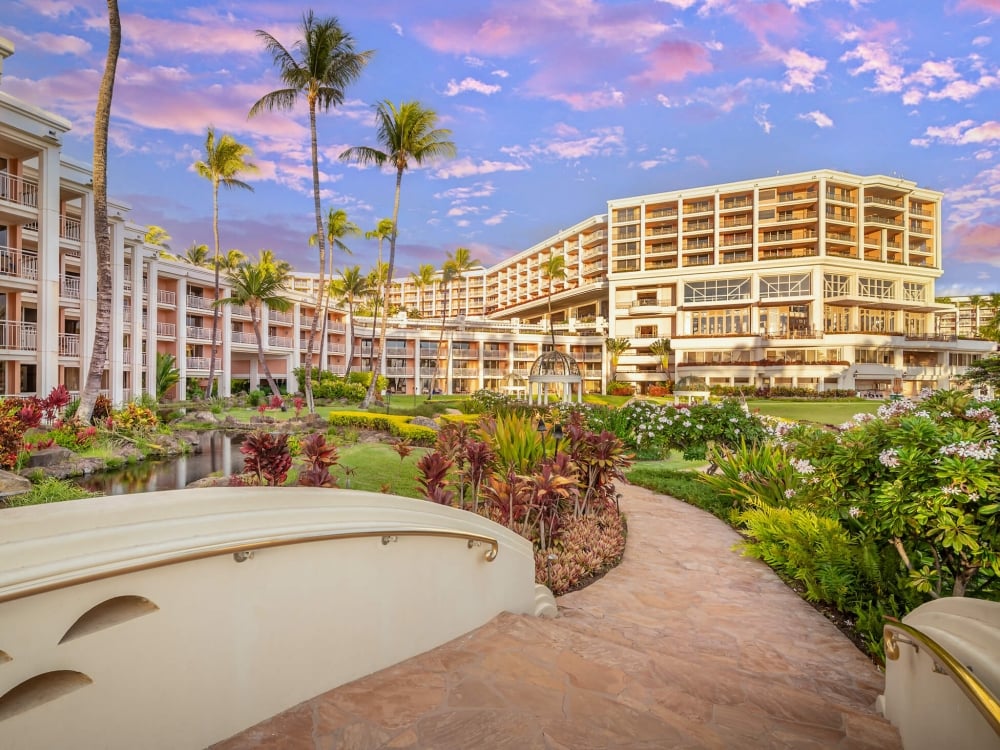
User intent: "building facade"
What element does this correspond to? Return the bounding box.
[1,39,995,403]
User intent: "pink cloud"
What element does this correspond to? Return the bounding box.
[956,0,1000,13]
[631,40,714,85]
[948,223,1000,266]
[740,2,804,42]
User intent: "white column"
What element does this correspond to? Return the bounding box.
[146,256,158,398]
[108,221,125,404]
[129,246,143,401]
[36,145,61,395]
[177,277,188,399]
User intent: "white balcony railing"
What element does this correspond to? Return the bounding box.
[0,246,38,281]
[58,333,80,356]
[157,289,176,306]
[156,322,177,337]
[185,357,222,371]
[268,335,292,348]
[0,321,38,351]
[186,294,213,311]
[231,331,257,345]
[268,310,293,324]
[60,275,81,299]
[0,172,38,208]
[186,326,220,342]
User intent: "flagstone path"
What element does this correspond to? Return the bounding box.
[212,482,901,749]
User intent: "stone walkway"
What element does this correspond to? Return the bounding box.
[213,483,901,749]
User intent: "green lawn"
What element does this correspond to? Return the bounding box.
[332,443,427,498]
[745,399,881,425]
[629,452,708,472]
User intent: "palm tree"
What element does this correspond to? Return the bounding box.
[541,253,566,348]
[409,262,436,317]
[340,99,456,407]
[363,261,389,371]
[77,0,120,424]
[258,249,292,276]
[250,12,372,413]
[155,352,180,401]
[649,338,672,379]
[311,208,361,368]
[215,248,246,272]
[445,246,479,317]
[426,261,457,399]
[606,337,631,384]
[194,127,257,399]
[183,243,211,267]
[329,265,368,375]
[215,259,292,397]
[144,224,172,251]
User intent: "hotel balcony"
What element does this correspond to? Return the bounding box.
[864,195,904,210]
[777,188,817,203]
[386,366,414,377]
[268,335,292,348]
[186,294,214,311]
[0,246,38,282]
[452,367,480,378]
[185,356,223,371]
[157,289,176,306]
[186,326,220,343]
[268,310,293,325]
[231,331,257,346]
[156,322,177,338]
[60,275,81,299]
[230,304,251,318]
[58,333,80,356]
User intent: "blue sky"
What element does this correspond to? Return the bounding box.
[3,0,999,294]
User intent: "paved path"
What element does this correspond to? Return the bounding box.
[213,483,901,749]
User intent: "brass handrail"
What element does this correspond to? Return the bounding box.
[0,528,499,604]
[884,617,1000,737]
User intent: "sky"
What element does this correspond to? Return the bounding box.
[2,0,1000,295]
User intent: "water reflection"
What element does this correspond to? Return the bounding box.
[76,431,246,496]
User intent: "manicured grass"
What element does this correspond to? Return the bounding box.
[332,443,428,498]
[583,394,633,408]
[625,466,734,520]
[746,399,881,425]
[630,452,708,472]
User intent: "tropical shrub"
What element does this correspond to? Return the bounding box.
[297,432,339,487]
[110,402,159,434]
[240,431,292,486]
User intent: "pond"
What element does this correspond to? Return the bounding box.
[75,431,245,496]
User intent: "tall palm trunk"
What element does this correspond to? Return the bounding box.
[78,0,120,423]
[251,305,280,396]
[302,99,324,413]
[362,169,403,407]
[206,182,221,399]
[344,297,356,376]
[428,282,450,400]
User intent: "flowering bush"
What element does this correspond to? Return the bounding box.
[612,398,768,460]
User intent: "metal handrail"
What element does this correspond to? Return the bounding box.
[884,617,1000,737]
[0,528,499,604]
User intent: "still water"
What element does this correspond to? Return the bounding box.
[75,431,245,496]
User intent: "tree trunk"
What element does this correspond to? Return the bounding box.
[206,179,220,400]
[362,168,403,408]
[252,307,281,397]
[344,299,355,376]
[302,99,324,413]
[77,0,121,424]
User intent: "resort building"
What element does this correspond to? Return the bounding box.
[0,39,995,402]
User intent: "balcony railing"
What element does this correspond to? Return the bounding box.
[56,333,80,356]
[0,173,38,208]
[268,335,292,348]
[158,289,176,306]
[864,196,904,209]
[0,246,38,281]
[186,326,220,342]
[157,322,177,337]
[452,368,480,378]
[386,347,410,357]
[60,275,81,299]
[185,357,222,371]
[0,321,38,351]
[61,215,81,241]
[186,294,213,311]
[232,331,257,345]
[268,310,293,324]
[230,304,251,318]
[386,367,414,377]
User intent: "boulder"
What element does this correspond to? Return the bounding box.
[24,446,74,468]
[410,416,440,431]
[0,469,31,498]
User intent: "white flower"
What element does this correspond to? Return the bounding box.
[791,458,815,475]
[879,449,901,468]
[940,441,998,460]
[784,489,796,499]
[848,506,861,518]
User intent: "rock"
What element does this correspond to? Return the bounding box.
[410,416,440,431]
[443,408,463,415]
[24,446,74,468]
[191,411,219,423]
[0,469,31,498]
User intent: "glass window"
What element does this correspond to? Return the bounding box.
[824,274,850,297]
[759,274,811,299]
[858,277,895,299]
[684,278,750,303]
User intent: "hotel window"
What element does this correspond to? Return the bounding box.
[613,207,637,222]
[690,308,749,336]
[858,277,895,300]
[903,282,926,302]
[824,274,850,297]
[759,274,811,299]
[859,308,897,333]
[823,306,851,333]
[684,278,750,303]
[634,325,658,338]
[759,189,777,200]
[856,347,892,365]
[758,208,776,221]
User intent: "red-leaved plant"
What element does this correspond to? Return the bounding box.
[416,450,455,505]
[240,431,292,486]
[297,432,339,487]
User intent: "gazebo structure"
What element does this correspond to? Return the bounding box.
[528,351,584,404]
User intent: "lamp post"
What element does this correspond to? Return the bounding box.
[535,417,564,459]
